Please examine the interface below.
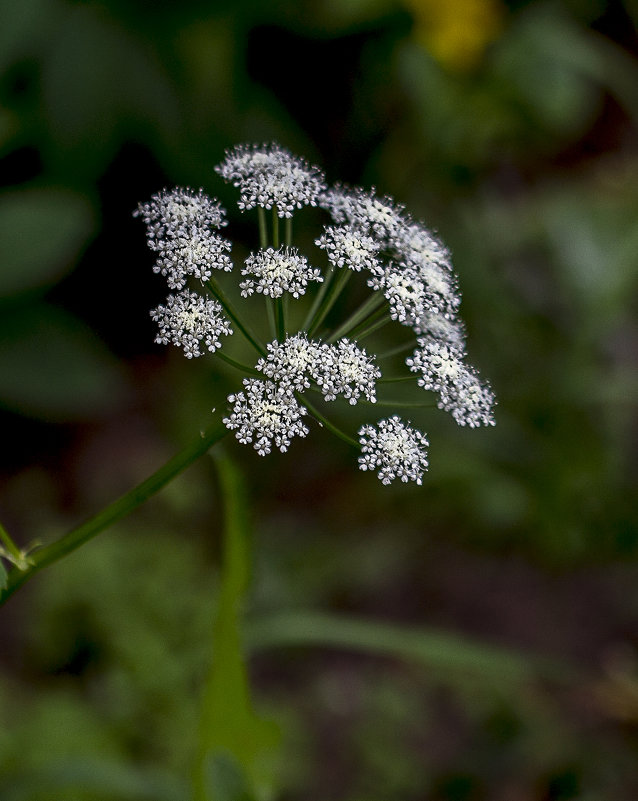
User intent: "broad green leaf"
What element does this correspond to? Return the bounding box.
[0,303,127,420]
[0,188,95,296]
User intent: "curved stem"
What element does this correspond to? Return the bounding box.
[206,277,266,357]
[0,420,230,606]
[0,521,26,568]
[215,350,261,376]
[298,394,359,449]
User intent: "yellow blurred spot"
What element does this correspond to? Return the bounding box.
[402,0,506,71]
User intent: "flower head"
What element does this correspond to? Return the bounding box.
[413,309,466,350]
[319,185,407,243]
[150,290,232,358]
[358,417,429,485]
[135,187,226,243]
[407,337,495,427]
[316,339,381,405]
[215,143,326,217]
[256,334,324,392]
[223,379,309,455]
[315,225,381,273]
[241,247,322,299]
[152,228,232,289]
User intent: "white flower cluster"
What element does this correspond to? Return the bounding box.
[315,225,381,273]
[150,291,232,358]
[137,142,497,485]
[216,143,327,217]
[241,247,323,299]
[406,337,495,428]
[136,188,234,357]
[135,187,226,241]
[358,417,429,485]
[223,379,309,456]
[256,334,380,405]
[320,185,406,242]
[153,229,232,290]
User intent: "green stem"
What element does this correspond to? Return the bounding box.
[258,208,268,250]
[284,216,292,247]
[350,312,391,343]
[364,398,438,409]
[215,350,261,376]
[326,290,386,343]
[307,268,352,338]
[302,265,334,332]
[272,207,279,249]
[378,339,416,360]
[193,451,278,801]
[266,297,277,341]
[0,420,230,607]
[275,297,285,341]
[378,375,416,384]
[298,394,359,449]
[0,521,24,567]
[206,277,266,357]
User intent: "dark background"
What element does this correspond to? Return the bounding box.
[1,0,638,798]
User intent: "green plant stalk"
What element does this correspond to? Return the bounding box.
[272,206,280,249]
[326,290,386,343]
[378,339,417,360]
[266,296,277,340]
[284,216,292,247]
[299,394,359,448]
[307,268,352,338]
[193,451,279,801]
[215,350,261,376]
[206,277,266,357]
[258,207,268,250]
[364,398,438,409]
[0,420,230,607]
[351,313,391,343]
[378,375,416,384]
[302,265,334,331]
[275,297,286,341]
[0,521,25,567]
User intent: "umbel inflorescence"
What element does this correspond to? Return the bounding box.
[135,143,495,485]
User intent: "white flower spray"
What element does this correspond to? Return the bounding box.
[136,143,495,484]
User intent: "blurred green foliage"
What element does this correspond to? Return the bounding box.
[2,0,638,798]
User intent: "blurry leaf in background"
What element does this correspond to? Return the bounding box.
[0,187,95,295]
[402,0,506,71]
[41,3,180,181]
[0,303,128,421]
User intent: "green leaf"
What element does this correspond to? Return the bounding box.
[0,188,95,296]
[0,759,188,801]
[246,611,578,687]
[0,560,7,592]
[205,752,255,801]
[0,303,127,420]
